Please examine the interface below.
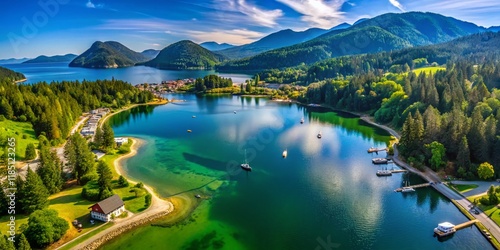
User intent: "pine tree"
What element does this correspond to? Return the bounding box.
[20,167,49,214]
[399,113,413,156]
[97,161,113,199]
[245,83,252,93]
[468,108,487,162]
[24,143,36,160]
[102,123,115,149]
[457,136,471,172]
[423,105,441,144]
[16,233,31,250]
[411,110,425,153]
[37,145,63,194]
[66,133,95,184]
[254,74,260,86]
[94,127,103,149]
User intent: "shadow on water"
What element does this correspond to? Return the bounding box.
[107,105,157,127]
[182,152,228,172]
[163,178,219,198]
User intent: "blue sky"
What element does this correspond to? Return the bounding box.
[1,0,500,59]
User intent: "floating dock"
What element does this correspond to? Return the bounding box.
[434,220,479,237]
[394,183,431,192]
[367,147,387,153]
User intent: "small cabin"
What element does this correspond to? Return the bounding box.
[89,194,125,222]
[114,137,128,147]
[436,222,455,233]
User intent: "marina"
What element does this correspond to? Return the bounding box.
[394,183,431,192]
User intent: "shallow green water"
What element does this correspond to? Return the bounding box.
[102,94,492,250]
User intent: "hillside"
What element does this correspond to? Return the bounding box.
[218,12,487,71]
[141,40,226,69]
[217,27,330,59]
[69,41,148,68]
[0,58,30,64]
[200,42,234,51]
[0,66,25,81]
[23,54,77,64]
[141,49,160,59]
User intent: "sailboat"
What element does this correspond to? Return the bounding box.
[401,180,415,192]
[282,149,288,158]
[241,150,252,171]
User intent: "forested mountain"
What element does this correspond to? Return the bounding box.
[260,31,500,85]
[219,12,487,71]
[0,57,30,64]
[141,40,226,69]
[0,74,154,142]
[23,54,77,64]
[0,66,25,81]
[141,49,160,59]
[69,41,148,68]
[200,42,234,51]
[217,27,330,59]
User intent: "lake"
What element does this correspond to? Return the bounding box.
[2,62,252,85]
[102,94,492,250]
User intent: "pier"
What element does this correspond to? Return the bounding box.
[394,183,431,192]
[454,219,479,230]
[390,169,407,173]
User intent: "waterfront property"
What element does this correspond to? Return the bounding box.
[114,137,129,147]
[89,194,125,222]
[81,108,110,137]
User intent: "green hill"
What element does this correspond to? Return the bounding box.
[0,66,25,81]
[69,41,148,68]
[141,40,226,69]
[23,54,77,64]
[218,12,485,71]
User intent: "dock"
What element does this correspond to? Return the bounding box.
[390,169,407,173]
[394,183,431,192]
[454,219,479,230]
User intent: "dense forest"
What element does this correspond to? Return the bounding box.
[0,73,154,142]
[193,75,233,92]
[0,66,25,82]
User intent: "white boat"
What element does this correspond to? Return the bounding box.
[376,169,392,176]
[434,222,456,237]
[300,117,304,124]
[241,149,252,171]
[372,158,388,164]
[401,187,415,192]
[234,111,237,114]
[317,131,322,138]
[282,149,288,158]
[192,115,196,118]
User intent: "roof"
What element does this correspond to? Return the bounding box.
[438,222,455,228]
[90,194,124,214]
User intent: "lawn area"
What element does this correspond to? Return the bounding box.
[451,183,479,193]
[467,194,500,227]
[0,119,38,160]
[411,66,446,75]
[57,222,114,250]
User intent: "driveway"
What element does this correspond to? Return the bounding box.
[451,180,498,197]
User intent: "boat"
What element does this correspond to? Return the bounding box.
[192,115,196,118]
[376,169,392,176]
[187,129,192,133]
[434,222,456,237]
[317,131,322,138]
[367,147,377,153]
[234,111,237,114]
[241,150,252,171]
[401,187,415,192]
[300,117,304,124]
[372,158,388,164]
[282,149,288,158]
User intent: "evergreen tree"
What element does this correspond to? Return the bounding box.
[65,133,95,184]
[37,145,63,194]
[245,83,252,93]
[411,110,425,153]
[16,233,31,250]
[20,168,49,213]
[399,113,413,156]
[118,175,129,187]
[254,74,260,86]
[422,105,441,144]
[24,143,36,160]
[102,123,115,149]
[97,161,113,199]
[468,108,487,162]
[94,127,103,149]
[456,136,471,173]
[0,233,15,250]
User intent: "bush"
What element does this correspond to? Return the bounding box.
[0,115,5,121]
[135,182,144,188]
[118,144,131,154]
[480,197,490,206]
[22,134,28,139]
[82,187,100,201]
[145,193,152,207]
[99,188,113,200]
[18,115,27,122]
[24,209,69,248]
[118,175,129,187]
[80,173,98,185]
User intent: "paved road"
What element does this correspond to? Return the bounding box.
[433,183,500,242]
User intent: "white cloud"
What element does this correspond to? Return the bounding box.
[389,0,405,12]
[186,29,264,45]
[86,0,95,8]
[276,0,346,29]
[213,0,283,27]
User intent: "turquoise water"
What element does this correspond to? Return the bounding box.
[103,94,492,249]
[3,62,251,85]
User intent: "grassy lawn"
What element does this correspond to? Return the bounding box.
[467,194,500,226]
[57,222,114,250]
[411,66,446,75]
[451,184,479,193]
[0,119,38,160]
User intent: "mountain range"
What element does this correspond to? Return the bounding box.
[23,54,77,64]
[64,12,499,71]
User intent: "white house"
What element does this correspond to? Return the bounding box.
[114,137,128,146]
[89,194,125,222]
